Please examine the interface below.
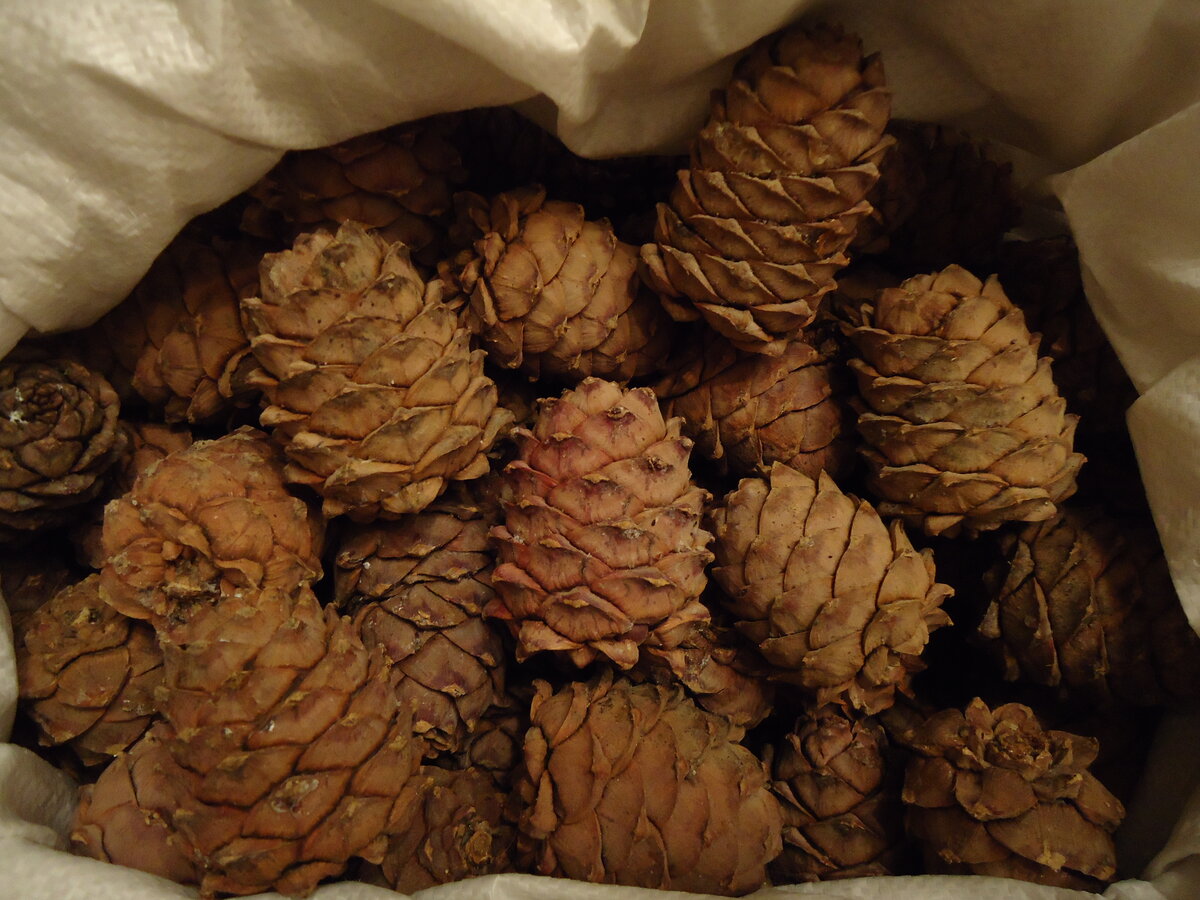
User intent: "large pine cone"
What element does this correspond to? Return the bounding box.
[488,378,713,669]
[710,463,952,713]
[516,672,782,895]
[100,428,324,628]
[641,23,891,354]
[0,359,126,537]
[16,574,161,766]
[767,706,907,882]
[242,222,510,520]
[978,507,1200,706]
[847,265,1084,536]
[902,699,1123,888]
[451,186,671,382]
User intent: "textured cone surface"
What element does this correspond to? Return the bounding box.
[979,507,1200,706]
[488,378,713,669]
[367,766,515,892]
[448,704,528,791]
[242,117,466,266]
[710,463,952,713]
[767,706,906,881]
[0,359,126,536]
[16,574,162,766]
[70,727,201,885]
[334,486,506,753]
[0,543,79,630]
[454,186,671,382]
[242,222,510,520]
[901,698,1123,889]
[654,326,855,480]
[516,673,782,895]
[641,23,891,354]
[848,265,1084,537]
[154,583,423,897]
[100,428,324,629]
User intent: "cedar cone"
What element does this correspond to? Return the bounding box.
[901,698,1124,889]
[241,222,510,520]
[16,574,162,766]
[978,507,1200,706]
[487,378,714,669]
[710,463,952,713]
[0,359,126,537]
[0,543,80,631]
[641,23,891,354]
[847,264,1084,537]
[450,186,671,382]
[516,672,783,895]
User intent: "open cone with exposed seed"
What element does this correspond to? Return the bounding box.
[846,264,1084,537]
[710,462,952,713]
[516,671,782,895]
[241,222,510,521]
[487,377,713,669]
[901,698,1123,889]
[641,23,892,354]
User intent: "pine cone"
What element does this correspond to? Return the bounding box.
[902,698,1123,888]
[242,222,510,520]
[16,574,162,766]
[516,672,782,895]
[242,117,466,266]
[847,265,1084,536]
[641,23,891,354]
[488,378,714,669]
[452,186,671,382]
[100,428,324,628]
[710,463,952,713]
[0,543,80,630]
[0,359,126,537]
[334,487,507,753]
[767,706,907,882]
[978,507,1200,706]
[653,326,855,480]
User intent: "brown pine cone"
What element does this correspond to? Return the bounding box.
[488,378,713,669]
[451,186,671,383]
[978,507,1200,706]
[242,222,510,520]
[334,486,507,753]
[0,542,80,631]
[767,706,908,882]
[0,359,127,537]
[446,704,528,791]
[847,265,1084,536]
[100,428,324,629]
[516,672,782,895]
[16,574,162,766]
[710,463,952,713]
[642,23,891,354]
[901,698,1123,888]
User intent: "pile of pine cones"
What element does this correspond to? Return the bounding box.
[3,20,1196,899]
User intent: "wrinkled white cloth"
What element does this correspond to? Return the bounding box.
[2,1,1200,899]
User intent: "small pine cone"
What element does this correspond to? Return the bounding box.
[653,327,855,480]
[488,378,714,669]
[902,698,1123,888]
[0,359,127,537]
[766,706,907,882]
[363,766,515,892]
[242,222,510,520]
[334,488,507,753]
[16,574,162,766]
[453,186,671,382]
[710,463,952,713]
[100,428,324,629]
[978,507,1200,706]
[516,672,782,895]
[641,23,891,355]
[70,728,201,885]
[847,265,1085,537]
[242,117,466,266]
